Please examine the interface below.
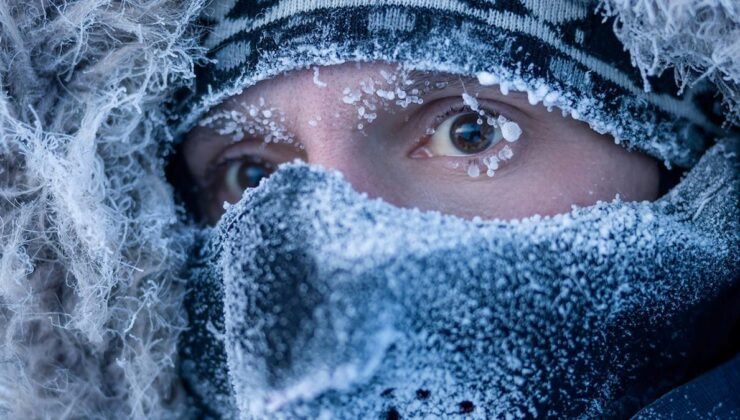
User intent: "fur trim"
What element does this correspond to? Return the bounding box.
[599,0,740,127]
[0,0,204,418]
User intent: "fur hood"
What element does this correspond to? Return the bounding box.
[0,0,736,418]
[0,0,203,417]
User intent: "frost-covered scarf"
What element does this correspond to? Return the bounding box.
[180,139,739,419]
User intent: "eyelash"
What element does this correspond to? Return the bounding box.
[432,104,470,126]
[418,101,511,150]
[421,97,512,138]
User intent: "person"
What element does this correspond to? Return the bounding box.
[173,0,739,419]
[0,0,737,419]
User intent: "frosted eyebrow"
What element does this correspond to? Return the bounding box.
[401,71,477,97]
[401,71,529,104]
[196,100,297,145]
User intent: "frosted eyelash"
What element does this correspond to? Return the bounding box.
[424,103,521,179]
[429,104,501,133]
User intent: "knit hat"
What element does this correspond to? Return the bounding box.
[174,0,726,167]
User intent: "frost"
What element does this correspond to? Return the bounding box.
[543,91,560,107]
[482,155,499,177]
[462,92,479,112]
[199,100,296,144]
[466,161,480,178]
[501,121,522,142]
[376,89,395,100]
[498,145,514,160]
[342,88,361,104]
[476,71,499,86]
[312,67,328,88]
[338,65,431,135]
[600,0,740,126]
[526,85,550,106]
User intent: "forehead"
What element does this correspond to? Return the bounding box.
[211,62,528,113]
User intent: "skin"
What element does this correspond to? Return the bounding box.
[184,62,660,224]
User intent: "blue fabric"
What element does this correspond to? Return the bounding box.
[634,354,740,419]
[180,140,739,418]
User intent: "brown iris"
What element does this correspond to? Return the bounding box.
[449,112,496,154]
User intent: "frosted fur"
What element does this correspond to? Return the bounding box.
[187,139,739,418]
[600,0,740,126]
[0,0,204,418]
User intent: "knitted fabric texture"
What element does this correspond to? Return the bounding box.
[174,0,726,167]
[180,139,739,419]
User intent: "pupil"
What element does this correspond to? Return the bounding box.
[450,113,494,153]
[237,163,270,189]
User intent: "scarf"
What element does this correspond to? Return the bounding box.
[181,139,739,419]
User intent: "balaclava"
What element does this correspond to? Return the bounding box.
[177,0,740,418]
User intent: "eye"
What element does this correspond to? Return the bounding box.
[219,157,275,202]
[426,111,504,156]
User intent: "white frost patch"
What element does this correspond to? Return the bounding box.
[338,66,431,135]
[254,328,401,415]
[501,121,522,142]
[462,92,479,112]
[467,161,480,178]
[312,67,328,88]
[498,145,514,161]
[527,85,550,106]
[482,155,499,178]
[376,89,395,100]
[198,99,296,144]
[476,71,499,86]
[543,91,560,107]
[342,88,361,104]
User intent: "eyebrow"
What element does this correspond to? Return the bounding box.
[401,70,480,97]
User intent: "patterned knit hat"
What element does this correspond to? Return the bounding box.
[174,0,726,167]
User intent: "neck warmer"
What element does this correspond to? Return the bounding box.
[180,139,739,419]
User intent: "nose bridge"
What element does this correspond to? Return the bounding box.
[299,125,378,196]
[279,69,386,199]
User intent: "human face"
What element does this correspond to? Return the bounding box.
[183,62,660,224]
